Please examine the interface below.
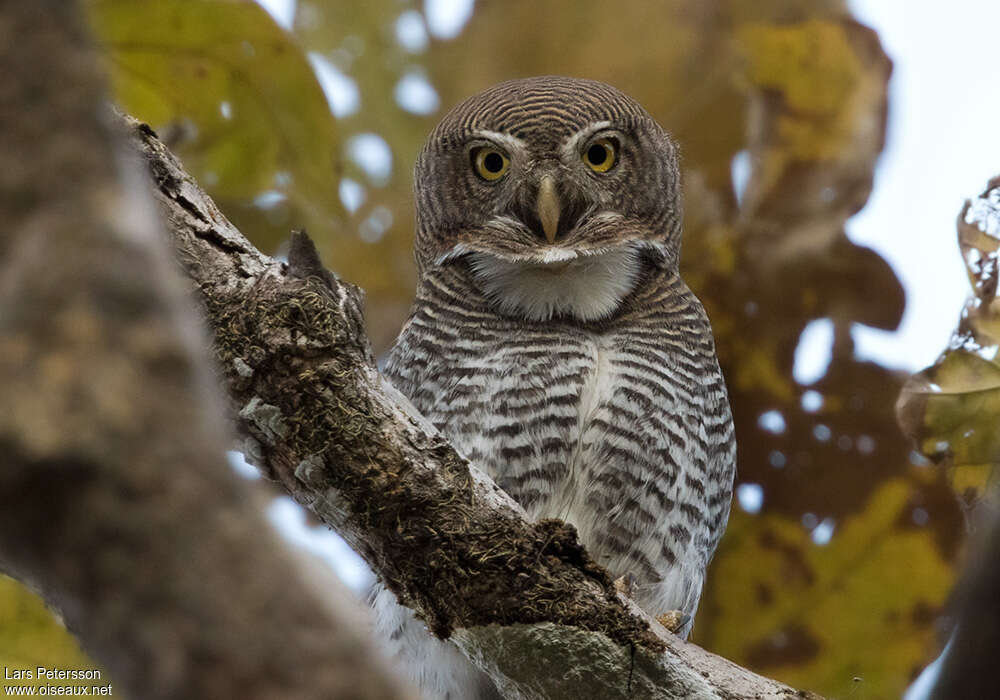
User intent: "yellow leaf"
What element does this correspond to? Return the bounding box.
[695,477,953,697]
[898,178,1000,476]
[0,576,113,693]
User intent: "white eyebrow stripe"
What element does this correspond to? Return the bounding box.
[562,120,614,157]
[471,130,527,151]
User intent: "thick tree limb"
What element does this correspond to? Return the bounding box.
[0,3,412,699]
[129,103,820,700]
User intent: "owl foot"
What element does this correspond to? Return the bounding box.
[655,610,691,635]
[613,573,638,598]
[614,576,691,635]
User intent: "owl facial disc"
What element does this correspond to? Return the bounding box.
[414,76,683,321]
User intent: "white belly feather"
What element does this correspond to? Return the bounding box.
[548,334,613,537]
[467,247,641,322]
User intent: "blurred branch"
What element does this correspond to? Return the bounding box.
[0,3,411,699]
[126,75,822,700]
[930,511,1000,699]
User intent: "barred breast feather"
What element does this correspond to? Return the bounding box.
[372,257,734,698]
[385,259,734,622]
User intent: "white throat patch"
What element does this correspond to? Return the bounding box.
[467,248,642,322]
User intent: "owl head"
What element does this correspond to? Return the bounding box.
[413,76,682,322]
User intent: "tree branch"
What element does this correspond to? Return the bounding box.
[0,3,411,699]
[129,114,820,699]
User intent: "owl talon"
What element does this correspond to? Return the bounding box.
[613,573,638,598]
[655,610,691,634]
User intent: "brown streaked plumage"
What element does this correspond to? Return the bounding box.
[372,76,736,699]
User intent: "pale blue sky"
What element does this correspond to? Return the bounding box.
[848,0,1000,370]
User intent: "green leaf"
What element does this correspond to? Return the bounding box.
[900,350,1000,464]
[898,176,1000,505]
[87,0,344,253]
[0,576,111,692]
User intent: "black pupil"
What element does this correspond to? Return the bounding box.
[483,152,504,173]
[587,144,608,166]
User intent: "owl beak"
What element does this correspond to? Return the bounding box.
[536,175,560,244]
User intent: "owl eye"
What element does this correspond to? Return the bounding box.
[472,147,510,181]
[582,138,617,173]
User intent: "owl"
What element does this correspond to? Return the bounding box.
[372,76,736,699]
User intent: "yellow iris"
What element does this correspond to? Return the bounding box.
[583,138,616,173]
[473,148,510,181]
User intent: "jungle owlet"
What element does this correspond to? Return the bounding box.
[373,76,736,699]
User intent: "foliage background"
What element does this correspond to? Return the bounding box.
[3,1,990,698]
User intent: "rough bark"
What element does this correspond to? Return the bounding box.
[0,3,412,699]
[125,78,821,700]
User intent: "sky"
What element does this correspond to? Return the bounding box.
[847,0,1000,371]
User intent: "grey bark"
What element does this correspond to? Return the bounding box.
[0,3,412,699]
[929,512,1000,700]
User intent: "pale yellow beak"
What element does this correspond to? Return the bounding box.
[536,175,560,244]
